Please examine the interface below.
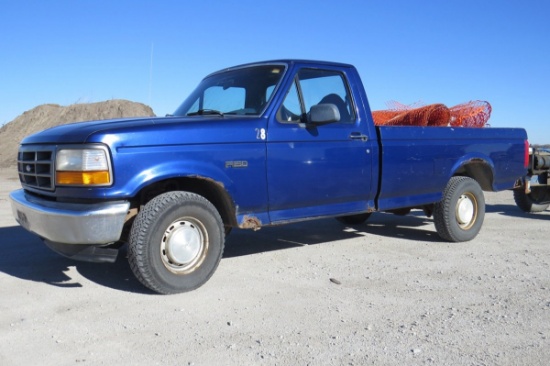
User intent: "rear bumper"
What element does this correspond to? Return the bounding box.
[10,189,130,245]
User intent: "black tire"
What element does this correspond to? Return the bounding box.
[336,213,372,225]
[513,188,550,213]
[434,176,485,242]
[128,191,224,294]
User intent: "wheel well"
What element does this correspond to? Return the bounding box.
[134,177,237,227]
[454,159,493,191]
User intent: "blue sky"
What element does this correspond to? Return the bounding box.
[1,0,548,143]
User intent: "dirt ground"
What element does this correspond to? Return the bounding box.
[1,168,549,366]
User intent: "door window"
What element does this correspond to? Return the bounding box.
[277,69,355,123]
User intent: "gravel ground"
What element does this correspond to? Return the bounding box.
[1,169,549,366]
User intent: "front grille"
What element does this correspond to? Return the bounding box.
[18,146,55,191]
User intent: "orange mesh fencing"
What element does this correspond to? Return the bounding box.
[372,110,402,125]
[449,101,492,127]
[385,100,424,111]
[372,100,491,128]
[382,104,450,127]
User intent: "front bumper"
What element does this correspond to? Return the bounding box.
[10,189,130,245]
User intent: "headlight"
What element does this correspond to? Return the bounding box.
[56,147,112,186]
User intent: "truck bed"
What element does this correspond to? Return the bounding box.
[376,126,527,211]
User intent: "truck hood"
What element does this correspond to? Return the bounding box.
[20,115,263,146]
[21,117,155,144]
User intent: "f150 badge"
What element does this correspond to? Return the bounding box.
[225,161,249,169]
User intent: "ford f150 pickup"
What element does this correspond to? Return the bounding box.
[10,60,528,294]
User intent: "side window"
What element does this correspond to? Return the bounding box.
[277,69,355,123]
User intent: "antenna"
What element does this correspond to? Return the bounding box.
[148,42,154,106]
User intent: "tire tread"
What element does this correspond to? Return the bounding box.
[128,191,224,294]
[434,176,484,242]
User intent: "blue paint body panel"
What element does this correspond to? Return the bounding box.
[18,59,528,227]
[376,126,527,211]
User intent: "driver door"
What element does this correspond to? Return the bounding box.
[266,67,375,222]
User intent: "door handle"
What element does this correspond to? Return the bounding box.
[349,132,368,141]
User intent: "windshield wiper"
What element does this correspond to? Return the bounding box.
[186,109,224,117]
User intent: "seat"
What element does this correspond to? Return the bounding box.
[318,94,351,122]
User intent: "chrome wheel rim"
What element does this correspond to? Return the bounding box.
[456,193,477,229]
[161,218,208,274]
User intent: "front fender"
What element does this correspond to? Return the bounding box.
[122,161,235,199]
[110,143,269,218]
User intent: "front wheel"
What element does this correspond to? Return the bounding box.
[128,191,224,294]
[434,176,485,242]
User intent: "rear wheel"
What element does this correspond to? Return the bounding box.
[434,177,485,242]
[513,188,550,213]
[128,191,224,294]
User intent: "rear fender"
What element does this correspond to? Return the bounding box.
[450,154,495,191]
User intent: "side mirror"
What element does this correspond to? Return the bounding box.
[309,104,340,124]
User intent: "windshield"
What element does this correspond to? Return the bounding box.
[173,65,286,117]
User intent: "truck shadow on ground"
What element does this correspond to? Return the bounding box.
[486,203,550,220]
[0,226,152,294]
[0,213,439,293]
[222,212,438,258]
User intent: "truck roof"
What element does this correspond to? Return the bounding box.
[205,59,355,78]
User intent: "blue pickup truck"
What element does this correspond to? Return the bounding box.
[10,60,528,294]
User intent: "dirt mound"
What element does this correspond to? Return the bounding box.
[0,99,155,168]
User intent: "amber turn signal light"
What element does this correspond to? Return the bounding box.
[56,171,111,185]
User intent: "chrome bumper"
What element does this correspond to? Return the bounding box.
[9,189,130,245]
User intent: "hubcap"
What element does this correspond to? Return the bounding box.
[456,193,477,229]
[161,218,208,274]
